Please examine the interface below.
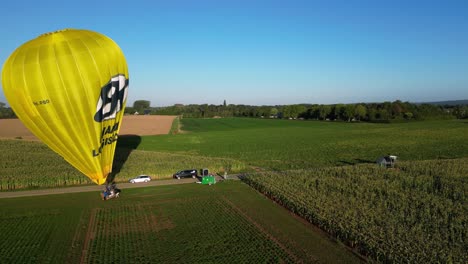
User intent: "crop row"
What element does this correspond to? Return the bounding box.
[243,158,468,263]
[81,197,293,263]
[0,211,58,262]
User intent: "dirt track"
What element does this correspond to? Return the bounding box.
[0,177,207,199]
[0,115,176,140]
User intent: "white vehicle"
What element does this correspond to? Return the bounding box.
[129,175,151,183]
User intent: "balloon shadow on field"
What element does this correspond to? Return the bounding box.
[106,134,141,183]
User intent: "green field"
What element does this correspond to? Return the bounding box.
[1,118,467,263]
[138,118,468,170]
[1,118,467,190]
[244,158,468,263]
[0,138,245,190]
[0,181,360,263]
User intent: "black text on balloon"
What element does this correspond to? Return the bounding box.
[94,74,129,122]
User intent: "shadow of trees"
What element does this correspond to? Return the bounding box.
[338,158,375,166]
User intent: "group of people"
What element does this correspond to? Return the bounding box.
[101,182,120,200]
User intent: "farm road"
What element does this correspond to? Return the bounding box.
[0,177,224,199]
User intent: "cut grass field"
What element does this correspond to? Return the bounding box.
[0,181,361,263]
[137,118,468,170]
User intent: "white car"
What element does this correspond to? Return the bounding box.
[129,175,151,183]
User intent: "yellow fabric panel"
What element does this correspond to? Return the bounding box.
[2,29,129,185]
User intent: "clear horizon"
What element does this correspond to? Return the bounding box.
[1,0,467,107]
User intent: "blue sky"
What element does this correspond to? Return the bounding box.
[1,0,467,106]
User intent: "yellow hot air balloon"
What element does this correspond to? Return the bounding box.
[1,29,129,185]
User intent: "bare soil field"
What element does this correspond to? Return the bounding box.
[0,115,176,140]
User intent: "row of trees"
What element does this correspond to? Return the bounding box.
[127,100,468,122]
[1,100,467,121]
[297,101,457,121]
[0,102,15,118]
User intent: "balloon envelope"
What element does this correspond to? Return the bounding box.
[1,29,129,185]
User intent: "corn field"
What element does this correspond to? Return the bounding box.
[0,139,246,190]
[243,158,468,263]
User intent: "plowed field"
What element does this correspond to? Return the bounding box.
[0,115,176,140]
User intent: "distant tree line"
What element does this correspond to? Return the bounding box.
[1,100,467,121]
[0,102,16,118]
[124,100,468,122]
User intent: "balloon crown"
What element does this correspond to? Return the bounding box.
[38,28,73,37]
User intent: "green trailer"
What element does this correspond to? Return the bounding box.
[198,168,216,185]
[201,175,216,185]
